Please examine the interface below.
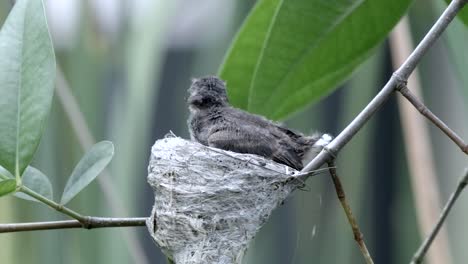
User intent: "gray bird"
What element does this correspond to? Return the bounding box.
[187,76,331,170]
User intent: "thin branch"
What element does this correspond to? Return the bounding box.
[411,169,468,264]
[390,17,452,264]
[299,0,468,177]
[0,217,147,233]
[327,160,374,264]
[397,85,468,154]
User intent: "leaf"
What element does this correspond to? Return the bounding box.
[0,179,16,197]
[0,0,55,178]
[445,0,468,27]
[219,0,412,120]
[0,165,14,180]
[60,141,114,205]
[15,166,53,202]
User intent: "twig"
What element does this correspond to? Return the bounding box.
[389,17,452,264]
[327,160,374,264]
[397,85,468,154]
[0,217,147,233]
[411,169,468,264]
[299,0,468,177]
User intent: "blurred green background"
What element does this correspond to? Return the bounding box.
[0,0,467,263]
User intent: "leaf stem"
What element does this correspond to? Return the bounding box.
[19,185,85,222]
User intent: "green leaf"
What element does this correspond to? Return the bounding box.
[219,0,412,120]
[0,0,55,178]
[60,141,114,205]
[15,166,53,202]
[445,0,468,27]
[0,164,14,180]
[0,179,16,197]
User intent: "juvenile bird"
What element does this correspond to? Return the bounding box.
[187,76,331,170]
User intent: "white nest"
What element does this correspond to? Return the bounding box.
[146,136,307,264]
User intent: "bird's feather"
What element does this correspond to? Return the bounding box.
[187,76,326,170]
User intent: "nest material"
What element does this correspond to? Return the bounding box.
[146,136,304,264]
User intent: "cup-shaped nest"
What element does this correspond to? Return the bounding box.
[147,136,304,264]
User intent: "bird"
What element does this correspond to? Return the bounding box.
[187,76,331,171]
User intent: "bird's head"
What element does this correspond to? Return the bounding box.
[188,76,229,111]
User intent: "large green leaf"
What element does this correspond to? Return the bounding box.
[0,0,55,178]
[219,0,412,120]
[60,141,114,205]
[0,179,16,197]
[15,166,53,202]
[445,0,468,26]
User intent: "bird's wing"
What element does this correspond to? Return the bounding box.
[228,107,306,141]
[207,126,303,170]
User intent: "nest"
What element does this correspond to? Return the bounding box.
[146,136,306,264]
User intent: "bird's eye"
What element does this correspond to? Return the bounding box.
[200,97,212,106]
[189,95,211,107]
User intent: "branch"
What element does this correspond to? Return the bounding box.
[0,217,147,233]
[327,160,374,264]
[299,0,468,177]
[397,86,467,154]
[411,169,468,264]
[390,16,452,264]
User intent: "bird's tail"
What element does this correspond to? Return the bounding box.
[301,133,333,168]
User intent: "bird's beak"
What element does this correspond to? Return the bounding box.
[187,94,203,106]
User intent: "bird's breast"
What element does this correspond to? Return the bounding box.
[188,109,224,145]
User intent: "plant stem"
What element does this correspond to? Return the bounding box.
[2,173,85,222]
[390,16,452,264]
[18,185,85,222]
[0,217,147,233]
[411,169,468,264]
[397,85,467,154]
[327,161,374,264]
[299,0,468,178]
